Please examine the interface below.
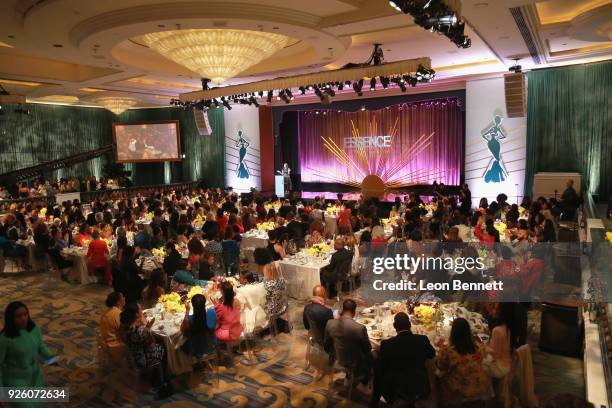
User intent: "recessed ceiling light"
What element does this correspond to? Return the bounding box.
[272,27,279,30]
[157,24,165,28]
[474,2,488,8]
[561,42,567,45]
[73,10,80,15]
[8,35,15,39]
[328,47,333,50]
[52,44,63,48]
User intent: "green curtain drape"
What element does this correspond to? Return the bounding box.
[524,61,611,200]
[0,103,113,179]
[0,104,226,187]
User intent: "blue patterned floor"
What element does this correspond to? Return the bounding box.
[0,273,584,407]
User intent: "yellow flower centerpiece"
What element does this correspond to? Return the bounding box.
[146,212,154,221]
[413,304,439,330]
[264,203,281,212]
[152,247,166,258]
[102,238,112,247]
[606,231,612,243]
[326,205,339,215]
[40,208,47,217]
[226,276,238,287]
[518,206,526,215]
[494,221,507,233]
[159,293,184,313]
[82,239,91,247]
[257,222,276,232]
[187,285,204,301]
[307,242,330,256]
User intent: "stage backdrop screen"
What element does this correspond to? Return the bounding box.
[113,121,181,163]
[298,98,463,187]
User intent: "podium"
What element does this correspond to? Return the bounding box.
[275,175,285,198]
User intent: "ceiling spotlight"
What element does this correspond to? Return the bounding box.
[370,77,376,90]
[380,76,390,89]
[285,89,294,100]
[423,0,432,8]
[389,1,402,11]
[222,99,232,110]
[267,90,273,102]
[249,96,259,107]
[360,105,366,111]
[258,90,264,98]
[213,99,220,108]
[299,86,306,95]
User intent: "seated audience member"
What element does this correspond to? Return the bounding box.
[371,312,435,407]
[435,318,490,406]
[87,229,111,284]
[320,237,353,295]
[134,224,152,251]
[120,303,174,399]
[114,246,145,303]
[141,268,166,309]
[99,291,126,361]
[285,212,304,244]
[235,271,267,334]
[324,299,372,384]
[162,241,182,278]
[75,223,92,247]
[303,285,333,345]
[180,294,217,358]
[263,260,289,333]
[305,220,326,246]
[213,281,243,343]
[519,246,546,296]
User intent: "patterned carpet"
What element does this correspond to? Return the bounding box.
[0,271,584,407]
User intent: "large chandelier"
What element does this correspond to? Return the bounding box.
[141,29,290,84]
[94,96,138,115]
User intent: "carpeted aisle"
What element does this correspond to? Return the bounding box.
[0,273,366,407]
[0,273,584,407]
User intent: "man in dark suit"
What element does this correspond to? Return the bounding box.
[320,237,353,296]
[370,312,435,407]
[303,285,333,345]
[324,299,372,383]
[560,179,580,220]
[286,212,304,242]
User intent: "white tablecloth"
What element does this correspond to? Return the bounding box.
[278,255,331,300]
[241,231,269,249]
[143,308,193,375]
[324,215,337,236]
[61,247,90,284]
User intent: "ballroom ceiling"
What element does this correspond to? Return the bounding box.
[0,0,609,107]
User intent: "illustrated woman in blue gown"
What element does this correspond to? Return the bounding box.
[236,130,250,179]
[482,115,508,183]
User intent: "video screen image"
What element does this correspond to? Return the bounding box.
[113,122,180,162]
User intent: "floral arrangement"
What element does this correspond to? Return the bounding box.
[146,212,154,221]
[412,304,441,329]
[518,206,526,215]
[40,208,47,216]
[606,231,612,243]
[102,238,112,247]
[152,247,166,258]
[326,205,339,215]
[494,221,507,233]
[159,293,184,313]
[187,285,204,301]
[257,221,276,232]
[81,239,91,247]
[307,242,330,256]
[264,203,280,212]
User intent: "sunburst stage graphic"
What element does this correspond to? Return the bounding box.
[297,99,463,198]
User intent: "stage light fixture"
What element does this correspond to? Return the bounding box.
[370,77,376,90]
[267,90,273,102]
[213,99,220,108]
[285,89,294,100]
[222,99,232,110]
[299,86,306,95]
[258,90,264,98]
[249,96,259,107]
[360,105,366,111]
[338,82,344,91]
